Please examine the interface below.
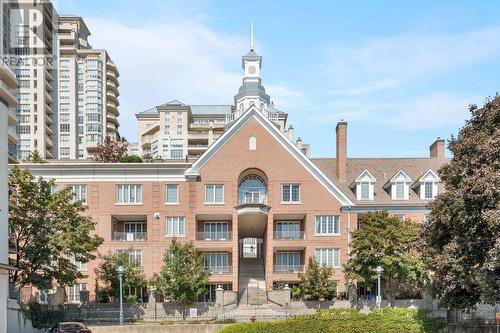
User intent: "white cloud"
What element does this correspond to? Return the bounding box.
[324,26,500,94]
[311,93,480,130]
[84,18,246,141]
[266,84,304,110]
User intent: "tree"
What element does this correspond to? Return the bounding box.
[94,251,147,303]
[298,257,337,300]
[88,136,127,162]
[8,167,103,291]
[24,149,46,164]
[150,239,209,318]
[120,155,143,163]
[344,211,425,302]
[423,96,500,309]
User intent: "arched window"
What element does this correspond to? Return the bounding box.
[260,102,265,110]
[249,136,256,150]
[238,174,267,205]
[239,103,244,112]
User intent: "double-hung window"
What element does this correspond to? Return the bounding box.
[315,215,340,235]
[166,217,185,236]
[395,182,405,200]
[205,184,224,204]
[165,184,179,204]
[69,255,88,271]
[116,184,142,204]
[281,184,300,203]
[68,283,87,303]
[424,182,434,199]
[360,182,370,200]
[315,248,340,268]
[68,185,87,204]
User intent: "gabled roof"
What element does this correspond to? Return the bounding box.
[185,106,354,206]
[162,99,186,106]
[382,169,412,189]
[350,169,377,188]
[411,169,440,188]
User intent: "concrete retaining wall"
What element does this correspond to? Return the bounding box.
[7,300,43,333]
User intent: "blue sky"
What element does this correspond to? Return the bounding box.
[54,0,500,157]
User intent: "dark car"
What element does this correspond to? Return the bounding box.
[48,322,92,333]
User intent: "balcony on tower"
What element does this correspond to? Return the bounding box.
[111,215,147,242]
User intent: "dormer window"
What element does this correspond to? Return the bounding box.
[384,170,412,201]
[395,182,405,200]
[412,169,440,200]
[360,182,370,200]
[352,170,376,201]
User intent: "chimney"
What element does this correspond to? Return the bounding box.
[295,137,302,149]
[286,125,294,140]
[429,138,445,158]
[336,122,347,182]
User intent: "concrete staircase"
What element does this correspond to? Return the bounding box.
[239,258,267,305]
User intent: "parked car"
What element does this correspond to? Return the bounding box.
[48,322,92,333]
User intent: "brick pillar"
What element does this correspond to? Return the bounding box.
[265,213,274,291]
[336,122,347,182]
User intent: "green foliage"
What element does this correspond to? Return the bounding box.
[298,257,337,300]
[8,167,103,290]
[24,301,66,329]
[217,307,445,333]
[423,96,500,309]
[94,250,147,301]
[24,149,47,163]
[150,239,209,316]
[424,95,500,309]
[344,211,426,301]
[120,154,143,163]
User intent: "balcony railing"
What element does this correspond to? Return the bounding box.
[238,191,267,205]
[274,231,305,240]
[196,232,232,241]
[113,232,147,242]
[274,265,304,273]
[205,266,232,274]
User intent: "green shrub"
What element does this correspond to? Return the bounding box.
[24,301,66,329]
[217,307,446,333]
[120,155,143,163]
[215,318,237,324]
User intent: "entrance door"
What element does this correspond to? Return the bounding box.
[239,238,263,258]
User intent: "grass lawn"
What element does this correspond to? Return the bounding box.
[217,308,446,333]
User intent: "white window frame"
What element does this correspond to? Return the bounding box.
[315,248,340,268]
[165,184,179,204]
[68,185,87,204]
[315,215,340,236]
[116,184,142,205]
[205,184,224,204]
[166,216,185,237]
[281,184,301,204]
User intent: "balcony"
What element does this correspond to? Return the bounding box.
[238,191,267,205]
[196,231,232,241]
[273,265,304,273]
[205,266,232,275]
[113,232,147,242]
[225,108,279,126]
[274,230,305,240]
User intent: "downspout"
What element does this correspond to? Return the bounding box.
[347,207,351,255]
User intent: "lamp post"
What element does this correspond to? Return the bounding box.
[117,265,124,325]
[375,265,384,308]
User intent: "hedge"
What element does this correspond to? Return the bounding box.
[217,308,446,333]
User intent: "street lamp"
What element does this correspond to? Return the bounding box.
[117,265,124,325]
[375,265,384,308]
